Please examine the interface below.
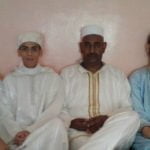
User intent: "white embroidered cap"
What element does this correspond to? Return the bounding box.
[17,32,44,48]
[80,25,104,39]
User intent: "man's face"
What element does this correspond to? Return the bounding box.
[18,42,42,68]
[80,34,107,66]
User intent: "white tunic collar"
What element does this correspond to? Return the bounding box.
[78,63,106,74]
[16,64,42,75]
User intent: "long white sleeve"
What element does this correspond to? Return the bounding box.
[59,71,73,129]
[108,72,132,116]
[26,75,64,132]
[0,77,23,141]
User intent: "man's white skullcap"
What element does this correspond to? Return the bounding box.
[17,32,44,48]
[80,25,104,38]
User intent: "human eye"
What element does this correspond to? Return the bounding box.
[94,42,101,48]
[19,46,28,51]
[84,42,91,48]
[31,46,40,52]
[94,42,103,48]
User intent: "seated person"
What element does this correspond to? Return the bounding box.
[129,34,150,150]
[0,32,68,150]
[60,25,140,150]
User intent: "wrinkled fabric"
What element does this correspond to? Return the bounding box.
[0,80,3,93]
[129,67,150,150]
[60,64,140,150]
[0,80,3,103]
[0,81,7,118]
[0,65,68,150]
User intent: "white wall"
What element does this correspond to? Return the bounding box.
[0,0,149,75]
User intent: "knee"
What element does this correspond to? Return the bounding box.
[109,111,140,127]
[127,111,139,121]
[124,111,140,127]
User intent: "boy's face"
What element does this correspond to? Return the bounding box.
[18,42,42,68]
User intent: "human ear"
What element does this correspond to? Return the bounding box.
[79,42,83,54]
[102,42,107,53]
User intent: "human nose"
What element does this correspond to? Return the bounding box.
[90,44,95,53]
[27,49,32,55]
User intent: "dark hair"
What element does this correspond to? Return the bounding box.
[147,34,150,44]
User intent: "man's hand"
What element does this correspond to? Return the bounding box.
[142,126,150,138]
[70,115,108,133]
[87,115,108,133]
[14,130,30,146]
[70,118,88,131]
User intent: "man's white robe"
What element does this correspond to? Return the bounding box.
[60,64,140,150]
[0,65,68,150]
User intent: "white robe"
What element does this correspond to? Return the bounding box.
[0,65,68,150]
[0,80,3,96]
[60,64,140,150]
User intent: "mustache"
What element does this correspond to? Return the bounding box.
[85,53,99,58]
